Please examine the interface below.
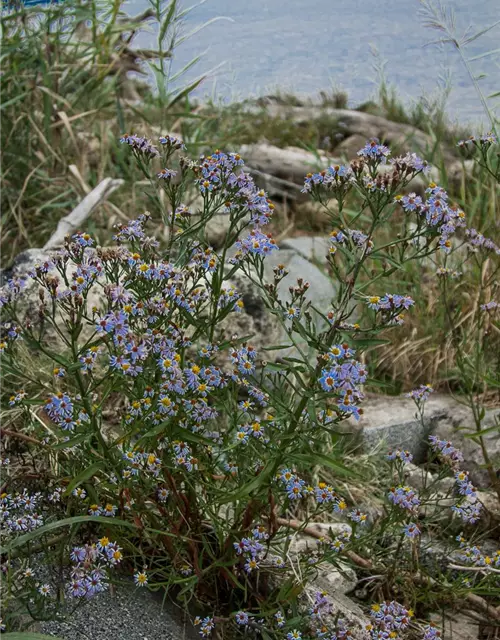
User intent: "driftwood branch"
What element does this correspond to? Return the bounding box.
[43,177,124,250]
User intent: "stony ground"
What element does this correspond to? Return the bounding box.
[40,581,198,640]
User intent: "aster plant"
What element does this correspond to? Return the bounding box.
[1,132,499,637]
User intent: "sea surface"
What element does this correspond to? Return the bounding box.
[129,0,500,127]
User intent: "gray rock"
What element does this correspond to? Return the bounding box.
[262,249,335,311]
[288,522,353,556]
[432,404,500,489]
[239,143,331,186]
[334,134,368,161]
[221,248,337,364]
[299,584,369,639]
[280,236,330,265]
[357,394,452,461]
[252,105,458,165]
[405,462,435,490]
[357,394,500,488]
[429,611,479,640]
[0,247,49,285]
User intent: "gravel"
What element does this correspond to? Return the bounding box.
[40,582,199,640]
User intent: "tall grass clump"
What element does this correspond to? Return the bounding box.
[0,0,212,266]
[1,126,499,637]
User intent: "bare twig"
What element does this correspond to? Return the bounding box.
[274,516,373,569]
[0,428,42,446]
[448,563,500,575]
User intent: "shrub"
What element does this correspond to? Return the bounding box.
[1,132,499,637]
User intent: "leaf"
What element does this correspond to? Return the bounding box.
[136,422,212,447]
[64,461,105,496]
[0,92,30,110]
[159,0,177,43]
[290,452,357,478]
[352,337,391,348]
[52,433,91,450]
[166,76,205,110]
[463,20,500,46]
[464,423,499,438]
[218,463,274,504]
[1,515,137,554]
[261,344,295,352]
[2,634,64,640]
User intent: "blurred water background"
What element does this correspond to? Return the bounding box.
[129,0,500,126]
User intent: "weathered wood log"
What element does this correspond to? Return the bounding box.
[43,177,124,250]
[241,104,458,164]
[240,143,335,190]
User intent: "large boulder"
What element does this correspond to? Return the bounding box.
[280,236,330,265]
[221,247,337,364]
[357,394,500,488]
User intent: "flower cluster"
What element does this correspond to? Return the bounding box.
[329,229,373,254]
[429,438,482,523]
[422,623,442,640]
[387,449,413,464]
[465,228,500,255]
[68,538,122,598]
[428,436,464,466]
[456,534,500,568]
[1,490,43,533]
[367,601,413,640]
[480,300,498,311]
[119,134,160,158]
[318,345,367,420]
[366,293,414,324]
[302,164,353,194]
[407,384,434,404]
[387,485,420,513]
[390,152,430,175]
[233,228,278,259]
[233,528,268,573]
[357,139,391,163]
[158,134,186,151]
[194,616,215,637]
[45,392,89,432]
[457,132,497,148]
[451,470,482,524]
[395,183,467,252]
[436,267,462,279]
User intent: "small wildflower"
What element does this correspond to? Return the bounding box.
[134,571,148,587]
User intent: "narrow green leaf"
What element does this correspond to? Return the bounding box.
[0,515,137,554]
[2,634,64,640]
[52,433,91,450]
[290,452,357,478]
[166,76,205,110]
[159,0,177,43]
[0,92,30,110]
[64,461,105,496]
[218,463,274,504]
[464,424,499,438]
[136,422,212,446]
